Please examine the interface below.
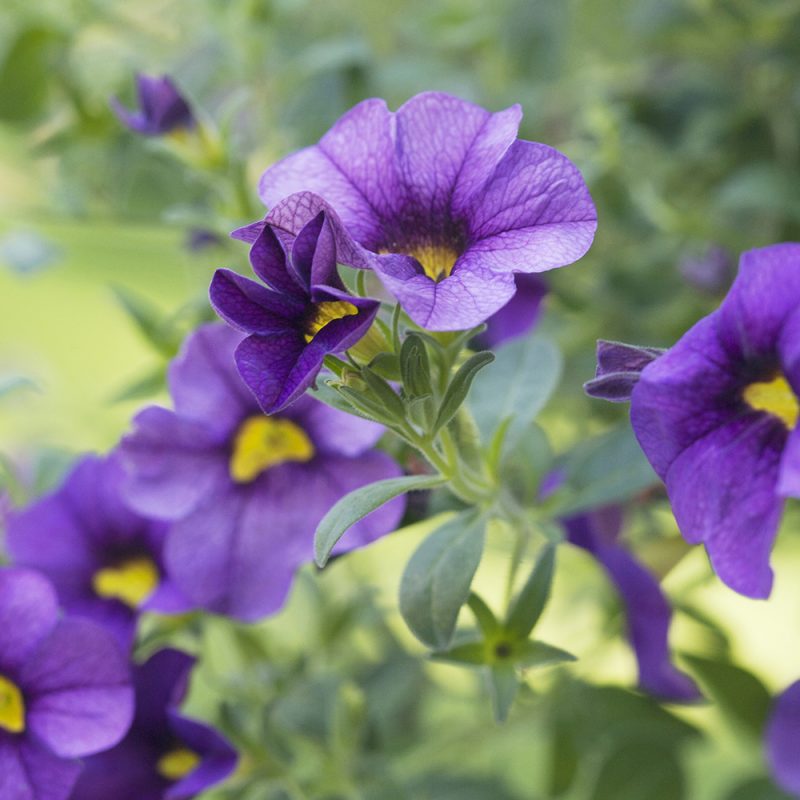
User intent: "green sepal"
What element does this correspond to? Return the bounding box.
[400,332,433,399]
[488,662,519,722]
[368,352,401,381]
[504,543,556,640]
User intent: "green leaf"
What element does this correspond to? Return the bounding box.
[314,474,446,567]
[399,512,486,648]
[498,422,553,506]
[361,367,406,419]
[513,640,575,669]
[0,375,37,400]
[554,424,657,515]
[469,332,562,444]
[310,381,378,422]
[335,384,399,426]
[432,351,494,434]
[488,662,519,722]
[430,640,487,666]
[368,352,401,381]
[723,778,793,800]
[112,286,177,356]
[504,544,556,640]
[400,333,433,399]
[111,366,167,403]
[682,654,771,737]
[467,592,500,638]
[590,742,685,800]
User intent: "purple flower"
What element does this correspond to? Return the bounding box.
[678,245,735,294]
[562,507,699,703]
[0,567,133,800]
[119,323,405,621]
[766,680,800,796]
[71,648,237,800]
[257,92,596,331]
[111,74,194,137]
[473,273,548,349]
[210,210,380,413]
[6,455,192,651]
[626,244,800,598]
[584,340,666,403]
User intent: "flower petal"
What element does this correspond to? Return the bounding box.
[474,273,548,349]
[0,736,82,800]
[119,406,229,521]
[766,680,800,796]
[209,269,302,335]
[290,211,341,290]
[249,223,306,297]
[0,569,59,677]
[23,619,133,759]
[168,324,256,435]
[260,100,399,248]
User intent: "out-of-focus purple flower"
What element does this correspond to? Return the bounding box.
[766,680,800,796]
[71,648,237,800]
[185,229,222,252]
[584,340,666,402]
[562,507,700,703]
[6,455,192,651]
[624,244,800,599]
[678,245,735,294]
[0,567,133,800]
[210,210,380,413]
[111,74,194,137]
[119,323,405,621]
[473,273,548,349]
[256,92,596,331]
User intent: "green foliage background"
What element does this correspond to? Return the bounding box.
[2,1,800,798]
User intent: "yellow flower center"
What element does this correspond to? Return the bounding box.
[742,374,799,428]
[229,415,315,483]
[0,674,25,734]
[408,245,460,282]
[92,557,160,608]
[304,301,358,343]
[157,747,201,781]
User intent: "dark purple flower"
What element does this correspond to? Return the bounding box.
[257,92,596,331]
[628,243,800,598]
[6,454,192,651]
[473,273,548,349]
[766,680,800,796]
[584,340,666,402]
[111,74,194,137]
[119,323,405,621]
[71,648,237,800]
[563,507,700,703]
[678,245,735,294]
[0,567,133,800]
[210,210,380,413]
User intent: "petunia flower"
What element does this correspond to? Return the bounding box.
[562,506,700,702]
[256,91,596,331]
[210,209,380,413]
[473,273,548,349]
[0,567,133,800]
[6,454,193,651]
[111,74,195,137]
[70,648,237,800]
[587,243,800,599]
[119,323,405,621]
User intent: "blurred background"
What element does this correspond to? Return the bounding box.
[2,1,800,798]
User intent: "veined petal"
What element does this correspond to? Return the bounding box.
[290,211,340,290]
[249,223,306,297]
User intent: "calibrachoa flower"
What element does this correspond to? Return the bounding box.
[562,506,699,702]
[210,209,380,412]
[119,323,405,621]
[588,244,800,599]
[71,648,237,800]
[766,680,800,796]
[111,74,194,136]
[257,92,596,331]
[474,273,548,349]
[0,568,133,800]
[6,454,192,651]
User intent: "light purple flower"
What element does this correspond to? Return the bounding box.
[111,74,194,137]
[563,507,699,703]
[6,454,192,651]
[257,92,596,331]
[71,648,237,800]
[593,244,800,599]
[119,323,405,621]
[210,210,380,413]
[0,568,133,800]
